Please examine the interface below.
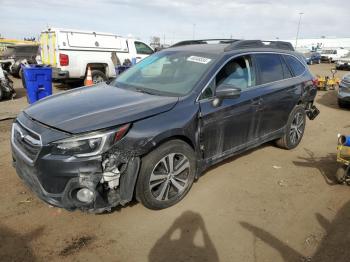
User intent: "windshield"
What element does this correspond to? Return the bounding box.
[113,51,216,96]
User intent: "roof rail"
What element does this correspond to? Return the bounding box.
[171,39,239,47]
[224,40,294,51]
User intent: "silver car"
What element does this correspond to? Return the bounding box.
[338,73,350,107]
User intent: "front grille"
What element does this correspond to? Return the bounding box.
[12,122,42,162]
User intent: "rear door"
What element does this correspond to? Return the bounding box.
[199,54,260,160]
[254,53,299,137]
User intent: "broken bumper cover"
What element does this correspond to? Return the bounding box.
[12,143,140,213]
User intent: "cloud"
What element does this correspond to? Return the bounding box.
[0,0,349,43]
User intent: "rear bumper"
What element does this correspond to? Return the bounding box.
[52,67,69,80]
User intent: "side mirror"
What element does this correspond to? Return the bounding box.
[216,84,241,99]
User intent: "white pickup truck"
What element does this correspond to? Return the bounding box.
[40,28,154,83]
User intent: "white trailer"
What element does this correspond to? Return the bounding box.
[40,28,154,83]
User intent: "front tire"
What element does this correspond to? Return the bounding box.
[276,105,306,150]
[136,140,196,210]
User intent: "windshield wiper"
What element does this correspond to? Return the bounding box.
[135,88,157,95]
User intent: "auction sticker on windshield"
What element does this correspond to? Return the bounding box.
[187,56,212,64]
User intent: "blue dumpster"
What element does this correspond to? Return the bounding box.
[22,65,52,104]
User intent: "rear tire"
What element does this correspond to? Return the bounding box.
[336,166,347,184]
[91,70,107,84]
[276,105,306,150]
[136,140,196,210]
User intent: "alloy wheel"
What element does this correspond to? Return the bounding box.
[149,153,190,201]
[289,112,304,145]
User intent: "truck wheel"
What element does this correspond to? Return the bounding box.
[91,70,107,84]
[275,105,306,150]
[136,140,196,210]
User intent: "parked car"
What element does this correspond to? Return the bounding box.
[320,48,349,63]
[11,40,319,213]
[338,73,350,107]
[336,53,350,70]
[304,52,321,65]
[40,28,154,83]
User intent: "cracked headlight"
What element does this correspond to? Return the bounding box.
[51,124,130,157]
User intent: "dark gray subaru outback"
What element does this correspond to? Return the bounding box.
[11,40,319,213]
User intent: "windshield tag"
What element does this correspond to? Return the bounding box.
[187,56,212,64]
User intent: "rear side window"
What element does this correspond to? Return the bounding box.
[283,55,305,76]
[280,57,293,79]
[255,54,284,84]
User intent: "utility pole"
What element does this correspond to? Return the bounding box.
[192,24,196,40]
[295,12,304,49]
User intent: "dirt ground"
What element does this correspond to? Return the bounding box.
[0,64,350,262]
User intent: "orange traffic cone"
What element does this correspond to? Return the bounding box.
[84,66,93,86]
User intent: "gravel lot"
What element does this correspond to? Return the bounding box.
[0,64,349,262]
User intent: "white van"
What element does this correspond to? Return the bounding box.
[40,28,154,82]
[320,48,349,63]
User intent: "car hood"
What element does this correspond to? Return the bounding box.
[24,83,179,133]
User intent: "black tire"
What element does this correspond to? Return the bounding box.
[91,70,107,84]
[136,140,196,210]
[338,99,346,108]
[275,105,306,150]
[0,87,3,101]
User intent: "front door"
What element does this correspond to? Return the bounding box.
[199,55,261,161]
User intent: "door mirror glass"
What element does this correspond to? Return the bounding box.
[216,84,241,99]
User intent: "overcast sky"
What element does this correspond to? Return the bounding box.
[1,0,349,44]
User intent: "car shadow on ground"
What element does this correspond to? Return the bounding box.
[240,199,350,261]
[148,210,219,262]
[0,224,44,261]
[54,80,84,91]
[316,90,350,110]
[293,148,339,185]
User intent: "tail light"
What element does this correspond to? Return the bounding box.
[312,77,318,86]
[59,53,69,66]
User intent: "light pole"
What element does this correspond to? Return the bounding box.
[192,23,196,40]
[295,12,304,49]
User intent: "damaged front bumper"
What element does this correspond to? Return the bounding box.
[11,117,140,213]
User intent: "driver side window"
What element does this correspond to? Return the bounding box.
[199,55,255,100]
